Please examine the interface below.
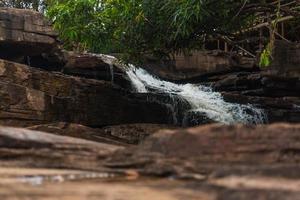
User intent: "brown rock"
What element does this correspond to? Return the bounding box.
[62,52,132,89]
[0,126,122,170]
[141,51,256,81]
[28,122,175,145]
[97,123,176,144]
[139,123,300,163]
[27,122,127,146]
[0,8,57,59]
[0,124,300,200]
[106,123,300,176]
[0,59,173,127]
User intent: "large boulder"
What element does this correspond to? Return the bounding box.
[0,8,58,60]
[0,59,173,127]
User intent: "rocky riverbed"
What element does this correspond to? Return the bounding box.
[0,7,299,200]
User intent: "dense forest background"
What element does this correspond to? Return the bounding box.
[1,0,299,64]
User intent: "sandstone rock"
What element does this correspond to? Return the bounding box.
[0,8,57,60]
[141,51,256,81]
[0,126,122,170]
[138,123,300,163]
[1,124,300,200]
[27,122,127,146]
[62,52,132,89]
[28,122,175,145]
[101,123,300,200]
[0,59,173,127]
[106,123,300,175]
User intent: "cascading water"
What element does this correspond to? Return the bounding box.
[126,65,267,125]
[109,64,114,83]
[90,53,116,83]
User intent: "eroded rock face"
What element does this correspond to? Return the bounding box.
[0,8,57,60]
[0,59,173,127]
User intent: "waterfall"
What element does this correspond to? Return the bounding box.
[91,53,117,84]
[109,64,114,83]
[126,65,267,125]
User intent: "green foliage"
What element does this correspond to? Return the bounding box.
[259,44,272,68]
[46,0,258,60]
[47,0,101,51]
[47,0,295,62]
[259,0,281,68]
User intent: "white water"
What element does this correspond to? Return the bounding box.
[126,65,267,125]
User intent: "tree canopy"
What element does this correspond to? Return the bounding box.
[45,0,260,59]
[2,0,299,62]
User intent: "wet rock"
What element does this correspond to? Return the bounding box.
[0,59,173,127]
[222,92,300,123]
[0,8,58,61]
[212,72,300,97]
[62,52,132,89]
[207,71,300,123]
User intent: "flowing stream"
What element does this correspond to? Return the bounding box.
[126,65,267,125]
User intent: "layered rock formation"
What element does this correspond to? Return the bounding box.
[0,8,57,59]
[0,124,300,200]
[0,59,173,127]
